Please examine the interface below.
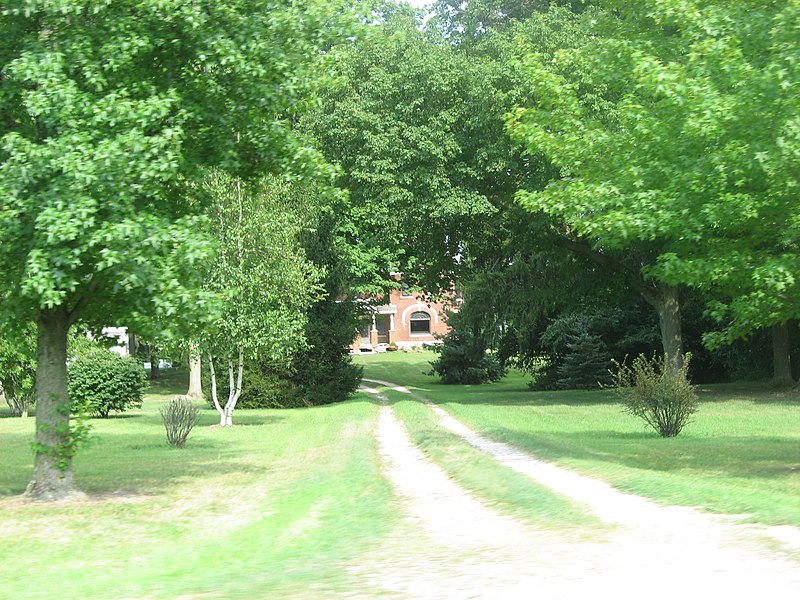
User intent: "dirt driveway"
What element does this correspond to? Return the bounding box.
[351,381,800,599]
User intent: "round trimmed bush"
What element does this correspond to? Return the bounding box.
[68,349,148,417]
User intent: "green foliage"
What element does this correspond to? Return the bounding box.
[68,349,148,418]
[290,332,363,407]
[201,181,363,412]
[530,306,659,389]
[1,0,360,483]
[554,333,612,390]
[202,291,363,410]
[428,0,593,43]
[0,324,36,416]
[429,330,506,385]
[289,212,363,407]
[160,397,200,448]
[31,401,92,473]
[203,359,298,409]
[197,175,327,422]
[301,12,535,294]
[200,174,323,365]
[508,0,800,346]
[31,404,92,476]
[612,353,698,438]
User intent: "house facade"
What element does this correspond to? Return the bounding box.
[350,284,456,352]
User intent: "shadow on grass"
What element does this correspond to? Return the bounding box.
[0,422,280,499]
[397,380,800,408]
[400,383,619,407]
[360,354,800,406]
[482,426,800,480]
[694,383,800,405]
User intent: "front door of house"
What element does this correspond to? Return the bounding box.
[376,315,390,344]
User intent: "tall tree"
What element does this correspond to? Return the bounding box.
[427,0,592,43]
[0,0,355,500]
[509,0,800,375]
[302,9,546,295]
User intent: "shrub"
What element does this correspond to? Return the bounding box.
[68,349,148,417]
[429,330,506,384]
[0,325,37,417]
[3,384,35,417]
[204,359,298,409]
[555,332,613,389]
[161,397,200,447]
[612,353,698,438]
[205,350,362,410]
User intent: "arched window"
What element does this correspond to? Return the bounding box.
[409,311,431,334]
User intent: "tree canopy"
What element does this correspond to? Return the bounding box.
[0,0,357,499]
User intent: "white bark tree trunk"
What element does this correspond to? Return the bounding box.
[187,344,203,398]
[207,353,226,426]
[223,348,244,426]
[208,348,244,427]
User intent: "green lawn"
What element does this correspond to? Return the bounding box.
[1,372,395,599]
[357,351,800,527]
[389,391,607,538]
[3,352,798,598]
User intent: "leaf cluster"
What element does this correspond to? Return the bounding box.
[508,1,800,342]
[0,323,37,415]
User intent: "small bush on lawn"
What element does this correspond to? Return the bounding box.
[68,349,148,417]
[612,353,698,438]
[161,397,200,447]
[429,330,506,385]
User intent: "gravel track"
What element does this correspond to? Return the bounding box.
[352,380,800,599]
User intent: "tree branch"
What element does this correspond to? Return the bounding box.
[66,279,98,326]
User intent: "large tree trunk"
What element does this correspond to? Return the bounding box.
[771,322,794,388]
[25,307,82,501]
[127,333,139,357]
[644,283,684,375]
[187,344,203,398]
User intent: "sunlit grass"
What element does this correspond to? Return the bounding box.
[1,373,395,599]
[4,351,798,599]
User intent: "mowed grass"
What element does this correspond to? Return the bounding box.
[4,351,798,598]
[357,351,800,527]
[0,371,395,599]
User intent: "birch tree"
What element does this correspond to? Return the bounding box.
[201,173,322,427]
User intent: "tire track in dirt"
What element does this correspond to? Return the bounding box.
[357,379,800,599]
[353,385,600,599]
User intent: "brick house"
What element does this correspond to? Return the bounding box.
[350,282,457,352]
